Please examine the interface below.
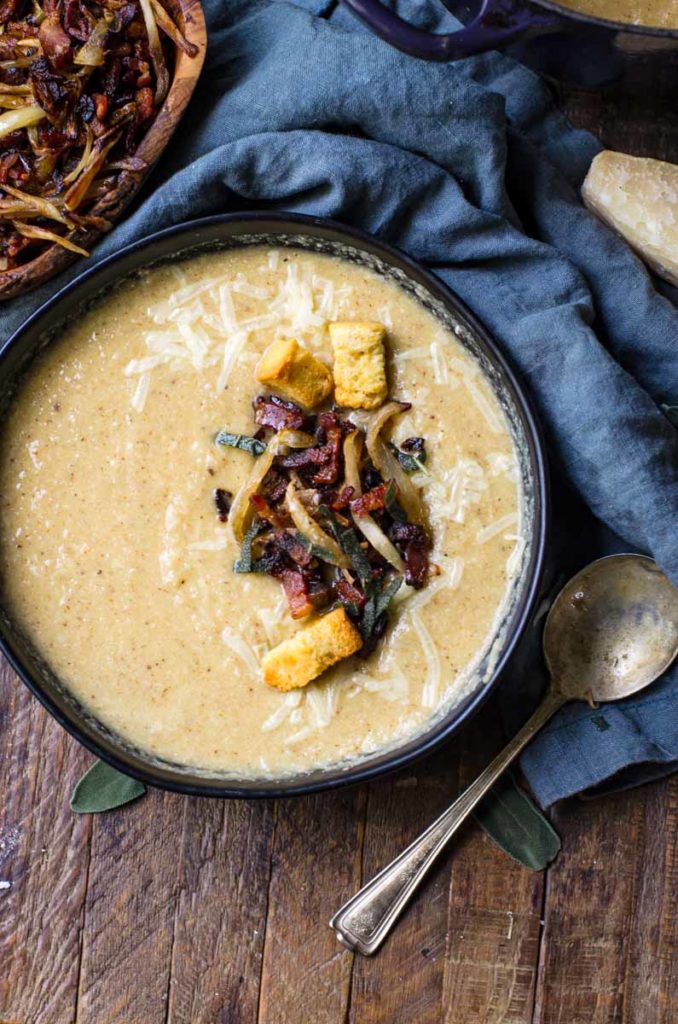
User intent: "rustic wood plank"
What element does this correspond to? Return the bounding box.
[534,775,677,1024]
[558,87,678,162]
[165,797,276,1024]
[256,788,365,1024]
[0,660,91,1024]
[442,704,544,1024]
[347,746,460,1024]
[74,788,186,1024]
[620,776,678,1024]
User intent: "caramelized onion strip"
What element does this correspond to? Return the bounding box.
[343,430,405,573]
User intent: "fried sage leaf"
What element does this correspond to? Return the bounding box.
[71,760,146,814]
[233,519,267,573]
[474,771,561,870]
[215,430,267,457]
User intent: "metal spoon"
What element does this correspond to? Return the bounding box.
[330,554,678,956]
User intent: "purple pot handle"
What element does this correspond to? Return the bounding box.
[340,0,558,61]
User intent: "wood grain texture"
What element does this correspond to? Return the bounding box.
[0,660,91,1024]
[348,746,460,1024]
[0,0,207,302]
[257,789,365,1024]
[74,789,186,1024]
[166,797,276,1024]
[534,778,678,1024]
[442,711,544,1024]
[558,87,678,163]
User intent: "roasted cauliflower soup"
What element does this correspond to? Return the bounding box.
[0,246,524,777]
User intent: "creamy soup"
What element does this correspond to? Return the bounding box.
[555,0,678,28]
[0,247,524,777]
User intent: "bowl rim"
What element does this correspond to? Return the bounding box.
[0,211,550,799]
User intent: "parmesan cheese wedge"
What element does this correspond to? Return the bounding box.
[582,150,678,287]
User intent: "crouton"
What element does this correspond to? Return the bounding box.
[255,337,333,409]
[262,607,362,692]
[329,321,388,410]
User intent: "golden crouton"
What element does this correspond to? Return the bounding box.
[329,321,388,410]
[255,337,333,409]
[262,607,362,692]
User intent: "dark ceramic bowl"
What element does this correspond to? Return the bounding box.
[0,213,548,798]
[340,0,678,92]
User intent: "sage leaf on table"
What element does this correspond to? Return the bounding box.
[71,759,146,813]
[474,772,561,870]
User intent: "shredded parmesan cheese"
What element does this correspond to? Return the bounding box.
[187,532,229,552]
[216,330,250,392]
[261,691,302,732]
[476,512,519,545]
[394,344,431,362]
[487,451,518,481]
[506,536,526,577]
[127,259,354,407]
[306,683,339,728]
[464,376,504,434]
[221,626,261,678]
[130,372,151,413]
[362,666,410,703]
[426,458,488,524]
[430,340,449,385]
[411,610,440,708]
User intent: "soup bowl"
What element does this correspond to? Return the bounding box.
[0,213,548,798]
[340,0,678,91]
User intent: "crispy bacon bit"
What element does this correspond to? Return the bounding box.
[404,541,428,589]
[279,568,313,620]
[253,394,309,432]
[249,493,288,530]
[390,522,429,589]
[309,412,343,486]
[29,57,81,124]
[63,0,93,42]
[276,411,344,486]
[335,575,366,609]
[213,488,232,523]
[135,84,154,123]
[39,17,73,69]
[350,482,388,517]
[0,0,20,25]
[92,92,108,121]
[275,530,313,568]
[260,466,288,504]
[327,485,354,511]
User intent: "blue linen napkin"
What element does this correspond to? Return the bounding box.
[3,0,678,807]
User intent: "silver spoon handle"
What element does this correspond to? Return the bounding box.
[330,688,565,956]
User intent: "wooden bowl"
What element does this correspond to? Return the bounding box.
[0,0,206,302]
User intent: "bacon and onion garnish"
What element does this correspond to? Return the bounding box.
[0,0,197,273]
[214,394,431,656]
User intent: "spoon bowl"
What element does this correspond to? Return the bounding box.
[544,554,678,704]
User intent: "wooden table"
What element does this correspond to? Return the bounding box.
[1,90,677,1024]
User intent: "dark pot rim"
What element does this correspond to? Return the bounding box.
[0,212,549,799]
